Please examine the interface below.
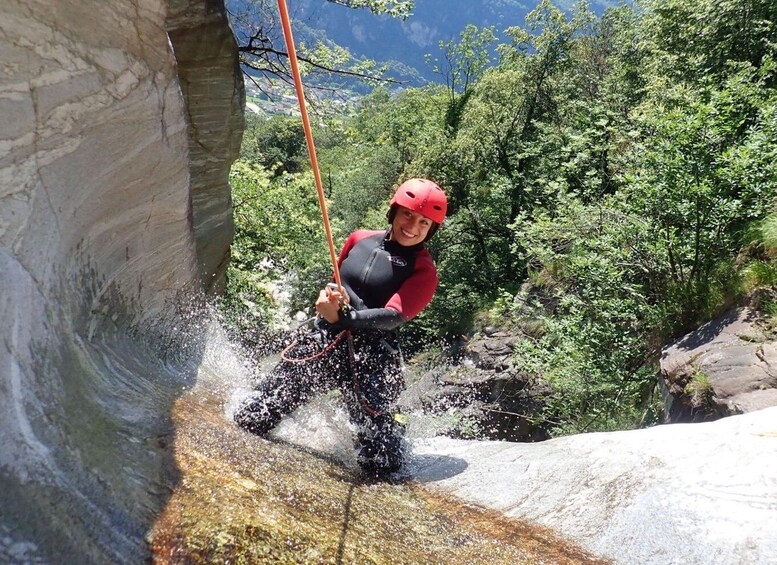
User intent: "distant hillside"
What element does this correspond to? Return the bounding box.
[229,0,620,86]
[290,0,617,84]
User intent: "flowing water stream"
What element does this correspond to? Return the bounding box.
[1,282,606,564]
[144,321,608,564]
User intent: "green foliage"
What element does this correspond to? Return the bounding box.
[223,161,339,341]
[743,261,777,289]
[225,0,777,436]
[640,0,776,85]
[685,371,714,410]
[511,198,658,434]
[762,214,777,254]
[241,114,307,177]
[740,211,777,292]
[622,61,777,330]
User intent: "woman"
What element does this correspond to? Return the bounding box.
[234,178,447,480]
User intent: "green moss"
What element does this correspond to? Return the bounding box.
[148,390,606,564]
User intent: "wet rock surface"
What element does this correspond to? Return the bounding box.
[167,0,244,293]
[148,381,607,564]
[0,0,240,561]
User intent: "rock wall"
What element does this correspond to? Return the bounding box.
[167,0,244,293]
[0,0,241,561]
[661,306,777,422]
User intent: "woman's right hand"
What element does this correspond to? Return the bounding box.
[315,287,342,324]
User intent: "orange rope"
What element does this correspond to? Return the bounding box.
[281,328,387,416]
[276,0,343,292]
[276,2,387,418]
[280,329,349,363]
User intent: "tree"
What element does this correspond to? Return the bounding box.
[426,0,595,286]
[241,113,307,176]
[230,0,414,97]
[513,197,660,434]
[625,69,777,330]
[428,24,497,133]
[640,0,777,87]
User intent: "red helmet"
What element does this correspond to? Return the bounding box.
[390,178,448,225]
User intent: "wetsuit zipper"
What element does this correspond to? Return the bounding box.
[359,240,383,289]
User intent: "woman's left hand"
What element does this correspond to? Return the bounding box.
[315,287,342,323]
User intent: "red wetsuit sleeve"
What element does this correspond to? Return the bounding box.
[385,251,438,321]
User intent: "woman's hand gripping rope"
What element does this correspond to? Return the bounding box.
[315,282,349,324]
[280,283,350,363]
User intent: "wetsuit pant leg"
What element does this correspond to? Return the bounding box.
[343,336,405,477]
[233,360,321,435]
[234,327,344,436]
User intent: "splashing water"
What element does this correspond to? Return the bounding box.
[0,266,601,564]
[143,308,606,564]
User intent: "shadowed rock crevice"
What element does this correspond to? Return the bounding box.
[404,329,551,442]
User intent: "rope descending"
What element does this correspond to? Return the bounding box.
[276,0,344,295]
[274,2,389,418]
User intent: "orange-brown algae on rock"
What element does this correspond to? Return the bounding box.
[148,390,608,564]
[411,489,610,565]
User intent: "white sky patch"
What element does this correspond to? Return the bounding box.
[351,24,368,44]
[402,20,438,48]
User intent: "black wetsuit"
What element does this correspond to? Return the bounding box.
[234,229,438,478]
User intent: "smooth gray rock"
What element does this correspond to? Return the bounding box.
[0,0,240,561]
[0,0,198,325]
[411,407,777,565]
[167,0,244,293]
[661,307,777,421]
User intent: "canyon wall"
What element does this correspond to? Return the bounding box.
[0,0,242,561]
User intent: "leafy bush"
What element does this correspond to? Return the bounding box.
[221,161,340,349]
[223,0,777,435]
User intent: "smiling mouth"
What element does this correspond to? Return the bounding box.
[400,229,417,239]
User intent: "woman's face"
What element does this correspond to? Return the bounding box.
[391,205,433,246]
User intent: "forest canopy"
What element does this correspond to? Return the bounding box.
[223,0,777,435]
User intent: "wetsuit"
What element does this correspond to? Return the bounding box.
[234,229,438,477]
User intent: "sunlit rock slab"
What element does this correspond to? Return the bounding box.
[149,378,608,564]
[411,407,777,565]
[661,307,777,418]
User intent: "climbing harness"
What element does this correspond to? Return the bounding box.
[279,325,350,363]
[278,322,390,418]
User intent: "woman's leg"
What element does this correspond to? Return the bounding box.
[233,362,316,435]
[343,336,405,478]
[235,327,342,435]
